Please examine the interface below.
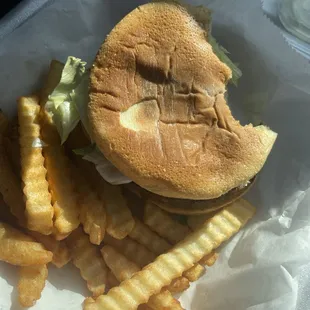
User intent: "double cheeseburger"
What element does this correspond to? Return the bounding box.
[48,1,277,214]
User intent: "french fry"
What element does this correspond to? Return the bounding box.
[79,190,106,245]
[144,201,213,281]
[40,60,64,107]
[18,96,54,234]
[182,263,205,282]
[104,183,134,239]
[66,227,108,297]
[85,200,255,310]
[144,202,190,244]
[0,137,26,225]
[101,245,184,310]
[18,264,48,307]
[166,277,190,294]
[44,144,80,238]
[103,234,156,268]
[103,234,190,294]
[28,231,71,268]
[0,222,53,266]
[75,171,106,245]
[129,218,171,255]
[199,251,219,267]
[187,212,217,231]
[38,59,81,237]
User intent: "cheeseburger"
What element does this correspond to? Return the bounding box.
[46,1,277,214]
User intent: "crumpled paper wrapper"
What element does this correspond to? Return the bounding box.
[0,0,310,309]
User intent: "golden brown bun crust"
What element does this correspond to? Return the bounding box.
[89,2,277,200]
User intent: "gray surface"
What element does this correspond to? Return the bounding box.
[0,0,52,40]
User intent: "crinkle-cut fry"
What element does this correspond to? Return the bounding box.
[80,191,106,245]
[76,174,106,245]
[199,251,219,267]
[103,234,189,294]
[85,200,255,310]
[28,231,71,268]
[0,222,53,266]
[0,110,8,134]
[40,59,64,107]
[187,211,217,231]
[165,277,190,294]
[144,202,190,244]
[182,263,205,282]
[71,165,106,245]
[67,227,108,297]
[101,245,184,310]
[103,234,156,268]
[144,201,209,281]
[44,145,80,236]
[129,218,171,255]
[104,183,134,239]
[0,138,26,225]
[18,264,48,307]
[18,96,53,234]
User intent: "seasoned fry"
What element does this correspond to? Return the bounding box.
[0,137,26,225]
[18,264,48,307]
[18,96,54,234]
[40,60,64,107]
[85,200,255,310]
[144,202,190,244]
[129,218,171,255]
[66,227,108,297]
[101,245,184,310]
[28,231,71,268]
[44,145,80,237]
[104,183,134,239]
[0,222,53,266]
[103,234,189,294]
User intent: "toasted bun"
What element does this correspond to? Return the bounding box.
[89,2,277,200]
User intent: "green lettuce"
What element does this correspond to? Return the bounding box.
[45,56,87,144]
[208,35,242,86]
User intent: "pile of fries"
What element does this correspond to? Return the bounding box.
[0,61,256,309]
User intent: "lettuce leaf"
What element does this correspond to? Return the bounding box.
[45,56,87,144]
[208,35,242,86]
[71,71,92,139]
